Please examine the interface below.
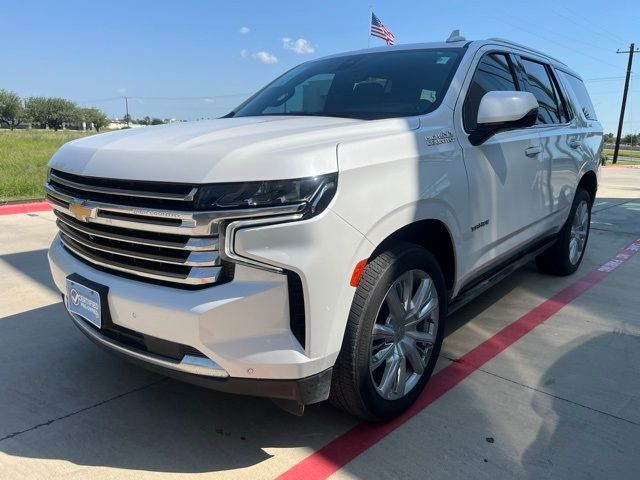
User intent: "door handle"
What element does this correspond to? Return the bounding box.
[569,139,581,149]
[525,146,542,157]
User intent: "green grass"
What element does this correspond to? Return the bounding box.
[603,148,640,159]
[0,129,98,201]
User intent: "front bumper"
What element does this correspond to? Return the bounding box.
[67,307,332,406]
[49,207,374,387]
[49,237,324,380]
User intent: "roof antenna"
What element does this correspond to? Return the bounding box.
[446,29,466,43]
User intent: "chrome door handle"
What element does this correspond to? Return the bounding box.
[525,146,542,157]
[569,139,581,149]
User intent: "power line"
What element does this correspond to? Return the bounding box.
[589,89,639,95]
[494,15,627,72]
[520,19,616,55]
[584,75,638,83]
[553,5,631,46]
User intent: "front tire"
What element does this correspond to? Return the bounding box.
[330,242,447,421]
[536,188,592,276]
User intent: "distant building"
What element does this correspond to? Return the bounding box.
[107,120,146,130]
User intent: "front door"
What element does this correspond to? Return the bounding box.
[454,49,549,278]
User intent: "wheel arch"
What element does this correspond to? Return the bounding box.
[370,219,456,294]
[578,169,598,205]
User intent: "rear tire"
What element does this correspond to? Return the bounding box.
[536,188,592,276]
[330,242,447,421]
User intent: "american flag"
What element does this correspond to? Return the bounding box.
[370,12,395,45]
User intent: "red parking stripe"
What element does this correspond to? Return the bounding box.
[0,201,51,215]
[277,238,640,480]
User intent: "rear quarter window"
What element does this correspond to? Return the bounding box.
[558,71,598,121]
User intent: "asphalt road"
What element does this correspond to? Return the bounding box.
[1,167,639,479]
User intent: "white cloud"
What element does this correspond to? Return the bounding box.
[204,98,214,103]
[282,37,315,54]
[253,51,278,64]
[240,49,248,58]
[116,87,127,93]
[239,26,250,34]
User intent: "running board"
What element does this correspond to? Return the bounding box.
[448,238,556,314]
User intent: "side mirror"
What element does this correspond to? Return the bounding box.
[469,91,539,146]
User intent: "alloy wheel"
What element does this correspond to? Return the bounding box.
[369,269,439,400]
[569,200,589,265]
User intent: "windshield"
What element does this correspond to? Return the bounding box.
[230,48,465,120]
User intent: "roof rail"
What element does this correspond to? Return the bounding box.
[487,38,567,66]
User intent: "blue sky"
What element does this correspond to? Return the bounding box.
[2,0,638,133]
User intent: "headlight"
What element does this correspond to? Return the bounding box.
[193,173,337,217]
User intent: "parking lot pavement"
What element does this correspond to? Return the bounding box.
[1,167,639,480]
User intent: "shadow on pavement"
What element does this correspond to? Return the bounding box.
[0,248,58,294]
[590,197,640,235]
[522,332,640,478]
[0,302,356,474]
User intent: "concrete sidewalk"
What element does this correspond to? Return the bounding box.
[0,168,639,479]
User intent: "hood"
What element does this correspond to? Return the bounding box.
[49,116,419,183]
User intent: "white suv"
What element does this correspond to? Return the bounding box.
[46,37,601,420]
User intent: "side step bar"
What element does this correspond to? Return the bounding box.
[448,238,556,314]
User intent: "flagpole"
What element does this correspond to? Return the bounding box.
[367,7,372,47]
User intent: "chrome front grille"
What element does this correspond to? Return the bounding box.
[45,169,305,287]
[46,170,223,286]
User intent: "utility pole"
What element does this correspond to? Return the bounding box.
[613,43,639,164]
[124,96,130,126]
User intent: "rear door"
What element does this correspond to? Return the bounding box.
[516,56,578,224]
[555,69,603,189]
[454,48,546,278]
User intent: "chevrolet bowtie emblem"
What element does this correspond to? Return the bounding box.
[68,202,94,222]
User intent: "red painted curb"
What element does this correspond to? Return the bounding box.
[277,238,640,480]
[0,201,52,215]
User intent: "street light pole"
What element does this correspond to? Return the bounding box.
[125,96,130,127]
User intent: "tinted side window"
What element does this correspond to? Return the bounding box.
[463,53,518,131]
[558,71,598,121]
[520,58,563,124]
[548,69,571,123]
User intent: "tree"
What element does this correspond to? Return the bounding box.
[122,113,132,125]
[0,89,25,130]
[24,97,48,128]
[622,133,638,146]
[78,107,110,132]
[151,117,164,125]
[25,96,78,131]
